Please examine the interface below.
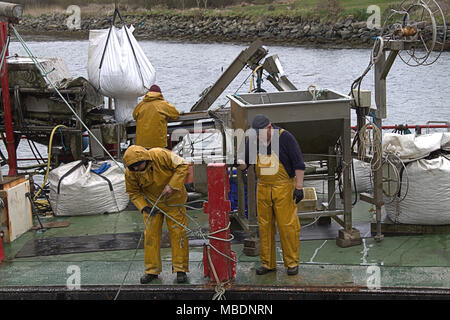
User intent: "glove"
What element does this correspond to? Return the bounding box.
[141,206,159,217]
[293,188,304,204]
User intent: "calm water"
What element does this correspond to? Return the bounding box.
[2,39,450,175]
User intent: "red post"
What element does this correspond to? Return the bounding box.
[0,22,17,176]
[203,163,236,284]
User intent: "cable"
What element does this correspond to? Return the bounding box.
[113,192,164,300]
[371,36,384,65]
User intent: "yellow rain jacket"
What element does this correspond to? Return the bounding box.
[133,92,179,149]
[123,145,189,275]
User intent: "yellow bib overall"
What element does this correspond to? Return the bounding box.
[256,129,301,269]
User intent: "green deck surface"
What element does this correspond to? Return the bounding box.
[0,203,449,295]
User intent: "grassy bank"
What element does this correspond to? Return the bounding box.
[19,0,415,22]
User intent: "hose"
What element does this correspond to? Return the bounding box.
[33,124,67,200]
[249,65,263,93]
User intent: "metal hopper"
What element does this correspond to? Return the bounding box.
[228,89,361,248]
[228,89,352,160]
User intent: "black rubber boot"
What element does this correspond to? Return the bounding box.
[177,272,188,283]
[255,266,276,275]
[287,266,298,275]
[140,274,158,284]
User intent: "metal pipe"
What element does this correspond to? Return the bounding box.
[0,22,17,175]
[351,124,449,130]
[0,2,23,20]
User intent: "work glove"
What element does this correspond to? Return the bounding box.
[293,188,304,204]
[141,206,159,217]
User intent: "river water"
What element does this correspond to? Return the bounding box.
[2,39,450,175]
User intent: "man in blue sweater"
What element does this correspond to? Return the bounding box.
[237,114,305,276]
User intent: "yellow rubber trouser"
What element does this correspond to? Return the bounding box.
[143,205,189,275]
[257,181,301,270]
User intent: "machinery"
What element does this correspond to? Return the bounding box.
[1,0,447,250]
[351,0,447,239]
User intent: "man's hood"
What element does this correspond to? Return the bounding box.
[123,145,152,167]
[143,91,163,102]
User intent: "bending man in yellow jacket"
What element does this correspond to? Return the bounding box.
[123,145,190,284]
[133,85,180,149]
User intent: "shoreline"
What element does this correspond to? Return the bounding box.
[13,13,450,51]
[14,29,375,51]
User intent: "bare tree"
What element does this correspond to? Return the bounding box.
[203,0,208,9]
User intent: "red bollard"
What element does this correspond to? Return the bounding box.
[203,163,236,284]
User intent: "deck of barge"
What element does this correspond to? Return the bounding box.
[0,200,449,300]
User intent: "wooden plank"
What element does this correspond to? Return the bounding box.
[374,51,387,119]
[381,51,399,80]
[31,221,70,230]
[370,222,450,235]
[0,175,25,190]
[5,179,32,242]
[298,210,344,219]
[360,192,376,205]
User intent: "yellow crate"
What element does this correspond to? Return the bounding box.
[297,187,317,212]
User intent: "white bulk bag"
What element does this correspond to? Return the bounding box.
[441,133,450,151]
[386,156,450,225]
[87,26,156,123]
[383,132,443,161]
[48,160,129,216]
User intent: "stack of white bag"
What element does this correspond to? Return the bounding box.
[49,160,129,216]
[87,25,156,123]
[383,132,450,225]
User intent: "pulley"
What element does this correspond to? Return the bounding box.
[380,0,447,66]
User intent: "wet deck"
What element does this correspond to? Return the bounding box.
[0,200,449,299]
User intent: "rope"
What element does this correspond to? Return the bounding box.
[307,84,323,101]
[11,26,125,174]
[206,245,227,300]
[153,197,236,263]
[113,192,164,300]
[144,195,235,300]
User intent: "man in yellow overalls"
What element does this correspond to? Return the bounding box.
[123,145,190,284]
[238,114,305,276]
[133,84,180,149]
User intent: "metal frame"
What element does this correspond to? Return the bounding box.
[228,90,361,248]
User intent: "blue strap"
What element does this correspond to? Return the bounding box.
[91,162,111,175]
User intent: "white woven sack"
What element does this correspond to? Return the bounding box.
[386,156,450,225]
[383,132,443,161]
[87,26,156,123]
[48,160,129,216]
